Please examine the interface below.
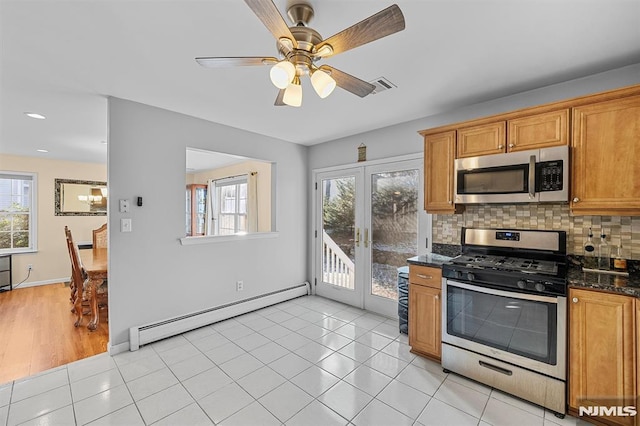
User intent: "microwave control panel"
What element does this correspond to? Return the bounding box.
[536,160,563,192]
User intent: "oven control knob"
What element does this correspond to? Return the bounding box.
[453,270,462,279]
[517,280,527,289]
[534,282,546,292]
[467,272,475,281]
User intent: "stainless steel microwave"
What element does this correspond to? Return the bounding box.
[454,146,569,204]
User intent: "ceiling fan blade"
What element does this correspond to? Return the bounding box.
[316,4,405,57]
[274,89,286,106]
[196,57,278,68]
[320,65,376,97]
[244,0,298,48]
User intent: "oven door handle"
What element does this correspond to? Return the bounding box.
[445,279,561,304]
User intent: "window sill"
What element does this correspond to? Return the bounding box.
[179,232,279,246]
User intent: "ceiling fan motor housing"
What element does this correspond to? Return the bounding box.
[278,26,323,75]
[287,3,314,26]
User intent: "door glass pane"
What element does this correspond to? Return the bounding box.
[370,170,419,300]
[322,177,355,290]
[446,285,556,364]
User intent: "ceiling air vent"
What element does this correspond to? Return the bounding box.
[368,77,396,94]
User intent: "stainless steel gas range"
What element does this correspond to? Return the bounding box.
[441,227,568,417]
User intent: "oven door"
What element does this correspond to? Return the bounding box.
[442,279,566,380]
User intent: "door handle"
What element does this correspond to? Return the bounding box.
[528,155,536,200]
[355,228,360,247]
[416,274,433,279]
[479,360,513,376]
[364,228,369,248]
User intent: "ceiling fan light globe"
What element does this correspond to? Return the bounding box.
[283,82,302,107]
[270,61,296,89]
[311,70,336,98]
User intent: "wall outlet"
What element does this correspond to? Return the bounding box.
[236,281,244,291]
[27,264,33,271]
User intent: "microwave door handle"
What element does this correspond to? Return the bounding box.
[529,155,536,199]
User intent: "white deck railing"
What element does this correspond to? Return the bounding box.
[322,230,355,289]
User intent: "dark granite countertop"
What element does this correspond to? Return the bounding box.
[567,256,640,297]
[407,253,453,269]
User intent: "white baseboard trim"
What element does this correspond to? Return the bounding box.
[13,278,68,289]
[108,341,130,355]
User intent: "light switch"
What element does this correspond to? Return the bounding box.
[119,199,130,213]
[121,218,132,233]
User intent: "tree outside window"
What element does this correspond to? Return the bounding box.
[0,173,36,253]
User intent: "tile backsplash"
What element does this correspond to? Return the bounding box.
[432,204,640,260]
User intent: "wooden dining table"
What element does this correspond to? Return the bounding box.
[79,248,108,331]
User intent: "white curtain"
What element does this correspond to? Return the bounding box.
[247,172,259,233]
[206,179,216,236]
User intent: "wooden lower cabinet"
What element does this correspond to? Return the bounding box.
[408,265,442,361]
[568,288,637,426]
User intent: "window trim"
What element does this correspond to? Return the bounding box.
[213,177,248,236]
[0,171,38,254]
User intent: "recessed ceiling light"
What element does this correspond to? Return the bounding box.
[100,140,107,144]
[24,112,46,120]
[36,149,49,153]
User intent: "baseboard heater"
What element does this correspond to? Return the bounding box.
[129,282,310,351]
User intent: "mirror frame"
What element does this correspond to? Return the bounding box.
[55,178,107,216]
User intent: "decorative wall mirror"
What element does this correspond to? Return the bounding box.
[55,178,107,216]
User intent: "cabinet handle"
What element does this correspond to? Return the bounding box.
[417,274,433,279]
[498,145,504,149]
[572,297,578,303]
[448,200,453,204]
[435,295,440,300]
[573,197,580,203]
[508,143,515,148]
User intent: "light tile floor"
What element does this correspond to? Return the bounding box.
[0,295,591,426]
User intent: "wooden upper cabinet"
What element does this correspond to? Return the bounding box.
[507,109,569,152]
[456,122,506,158]
[423,130,460,214]
[571,95,640,216]
[568,288,636,426]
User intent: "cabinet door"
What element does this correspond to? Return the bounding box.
[409,283,441,360]
[571,96,640,216]
[457,122,506,158]
[569,288,636,426]
[424,131,459,214]
[507,109,569,152]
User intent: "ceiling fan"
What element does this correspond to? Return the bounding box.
[196,0,405,107]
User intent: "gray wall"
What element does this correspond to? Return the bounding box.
[307,63,640,272]
[308,63,640,170]
[108,98,308,348]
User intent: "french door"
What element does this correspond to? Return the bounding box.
[314,158,427,318]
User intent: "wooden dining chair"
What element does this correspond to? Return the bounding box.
[65,226,88,326]
[92,223,107,249]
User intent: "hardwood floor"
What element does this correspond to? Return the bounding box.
[0,283,108,384]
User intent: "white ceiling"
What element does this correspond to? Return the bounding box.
[2,0,639,165]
